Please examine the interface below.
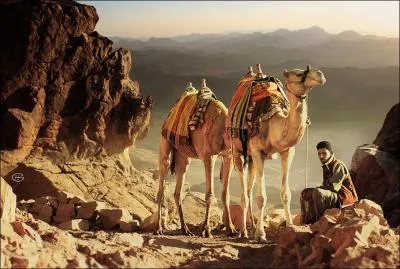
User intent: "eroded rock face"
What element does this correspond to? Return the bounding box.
[0,0,152,175]
[4,155,154,222]
[351,104,400,227]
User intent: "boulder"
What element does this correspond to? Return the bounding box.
[76,201,107,220]
[351,104,400,227]
[30,196,50,214]
[351,144,399,226]
[223,204,255,230]
[68,195,87,207]
[53,203,75,223]
[276,225,313,250]
[98,208,133,230]
[0,177,16,221]
[47,197,59,209]
[373,103,400,157]
[58,219,90,231]
[36,204,54,224]
[118,219,140,232]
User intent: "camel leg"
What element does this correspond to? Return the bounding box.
[155,137,172,235]
[280,147,295,226]
[174,151,194,236]
[247,159,257,234]
[252,151,267,242]
[221,153,238,236]
[234,153,249,238]
[201,154,217,238]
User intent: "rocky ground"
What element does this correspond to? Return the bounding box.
[1,156,399,268]
[3,208,277,268]
[1,160,279,268]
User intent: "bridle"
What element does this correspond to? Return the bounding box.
[285,83,308,100]
[285,66,310,100]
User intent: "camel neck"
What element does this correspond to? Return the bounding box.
[281,89,308,144]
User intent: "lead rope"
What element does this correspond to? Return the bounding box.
[305,118,309,188]
[305,97,310,189]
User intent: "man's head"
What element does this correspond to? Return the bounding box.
[316,141,333,164]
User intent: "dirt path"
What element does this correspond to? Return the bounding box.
[69,229,277,268]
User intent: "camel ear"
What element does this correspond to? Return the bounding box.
[307,65,310,71]
[283,69,289,78]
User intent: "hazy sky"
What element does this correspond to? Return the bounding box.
[80,1,399,38]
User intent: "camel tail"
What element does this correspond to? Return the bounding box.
[170,148,176,175]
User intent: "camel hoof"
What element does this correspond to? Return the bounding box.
[226,226,238,237]
[257,236,267,243]
[201,228,213,238]
[182,227,195,236]
[154,229,164,236]
[238,231,248,239]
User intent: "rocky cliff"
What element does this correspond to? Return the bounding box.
[351,103,400,227]
[0,0,152,176]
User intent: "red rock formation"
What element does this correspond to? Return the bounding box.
[351,103,400,227]
[373,103,400,157]
[0,0,152,176]
[272,200,399,268]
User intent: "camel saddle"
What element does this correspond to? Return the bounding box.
[188,87,217,131]
[226,75,289,139]
[161,86,217,157]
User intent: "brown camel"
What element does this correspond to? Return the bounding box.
[231,65,326,242]
[156,79,237,237]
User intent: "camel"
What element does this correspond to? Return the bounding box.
[231,65,326,242]
[155,79,237,238]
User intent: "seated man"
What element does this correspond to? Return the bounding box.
[300,141,358,224]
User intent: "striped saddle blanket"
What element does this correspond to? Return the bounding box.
[161,87,216,152]
[226,76,289,139]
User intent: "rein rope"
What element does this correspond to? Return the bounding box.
[305,96,310,189]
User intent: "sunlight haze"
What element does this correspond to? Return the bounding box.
[80,1,399,38]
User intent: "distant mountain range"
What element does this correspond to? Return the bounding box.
[112,26,388,51]
[111,26,398,123]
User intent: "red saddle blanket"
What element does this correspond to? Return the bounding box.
[226,75,289,138]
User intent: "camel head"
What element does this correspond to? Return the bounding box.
[283,65,326,98]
